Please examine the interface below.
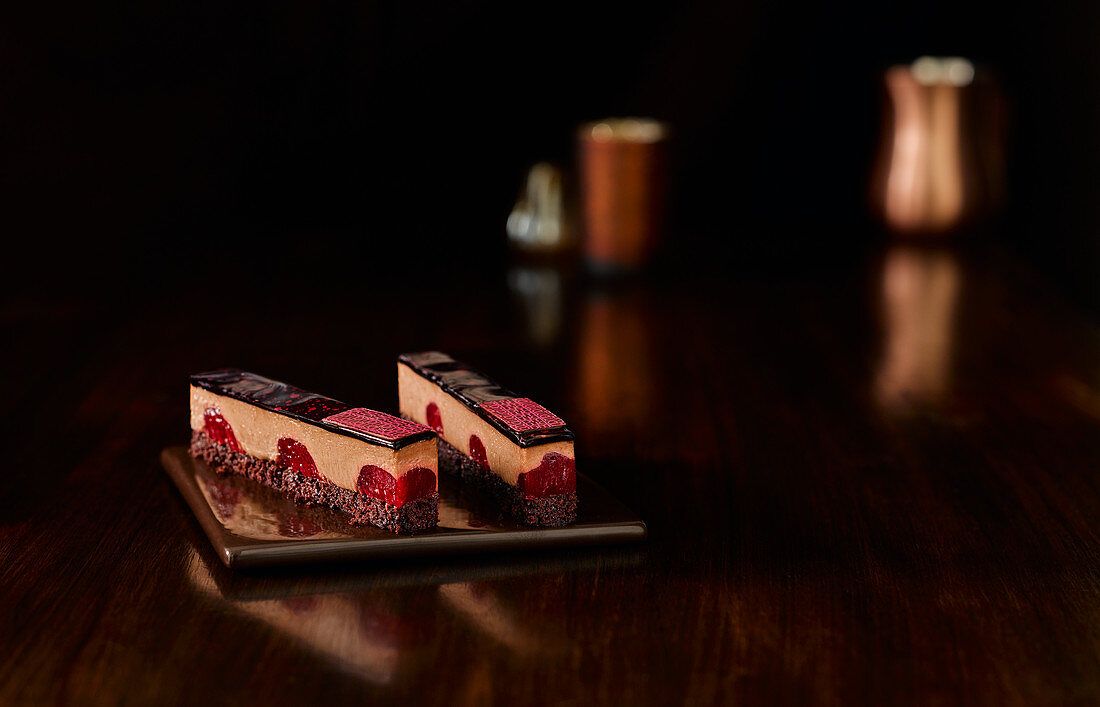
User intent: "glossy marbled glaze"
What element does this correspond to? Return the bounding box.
[397,352,575,447]
[191,369,436,450]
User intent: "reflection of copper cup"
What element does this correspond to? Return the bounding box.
[579,118,668,271]
[875,246,961,410]
[574,286,655,441]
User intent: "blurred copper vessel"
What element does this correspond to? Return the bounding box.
[872,57,1005,236]
[579,118,668,271]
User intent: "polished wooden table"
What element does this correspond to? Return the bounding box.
[4,245,1100,705]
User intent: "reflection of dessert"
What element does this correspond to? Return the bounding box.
[195,465,349,541]
[876,248,960,409]
[397,352,577,526]
[439,582,541,655]
[186,549,412,684]
[189,369,438,533]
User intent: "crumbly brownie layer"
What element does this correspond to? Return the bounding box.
[437,439,577,527]
[189,431,437,534]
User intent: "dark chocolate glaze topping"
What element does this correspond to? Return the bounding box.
[398,352,575,447]
[190,369,436,450]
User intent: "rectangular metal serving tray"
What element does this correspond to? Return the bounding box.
[162,446,647,568]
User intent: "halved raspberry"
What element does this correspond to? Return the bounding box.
[277,437,323,480]
[468,435,489,471]
[399,467,437,503]
[203,408,241,451]
[357,465,437,507]
[426,402,443,435]
[517,452,576,499]
[357,465,397,506]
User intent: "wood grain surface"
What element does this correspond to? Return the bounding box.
[2,245,1099,705]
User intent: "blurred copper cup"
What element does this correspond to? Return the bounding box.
[579,118,668,271]
[871,57,1006,236]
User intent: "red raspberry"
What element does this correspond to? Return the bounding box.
[426,403,444,435]
[468,435,489,471]
[357,465,437,507]
[517,453,576,499]
[203,408,241,452]
[277,437,323,480]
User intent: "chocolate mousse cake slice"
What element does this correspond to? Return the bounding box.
[397,352,577,526]
[189,369,438,533]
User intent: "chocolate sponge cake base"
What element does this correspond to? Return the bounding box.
[188,431,438,534]
[437,439,577,527]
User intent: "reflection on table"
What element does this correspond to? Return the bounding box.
[875,246,961,411]
[184,541,643,688]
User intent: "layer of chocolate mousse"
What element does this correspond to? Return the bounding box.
[397,352,577,527]
[189,369,438,533]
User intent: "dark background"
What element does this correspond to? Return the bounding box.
[3,0,1097,308]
